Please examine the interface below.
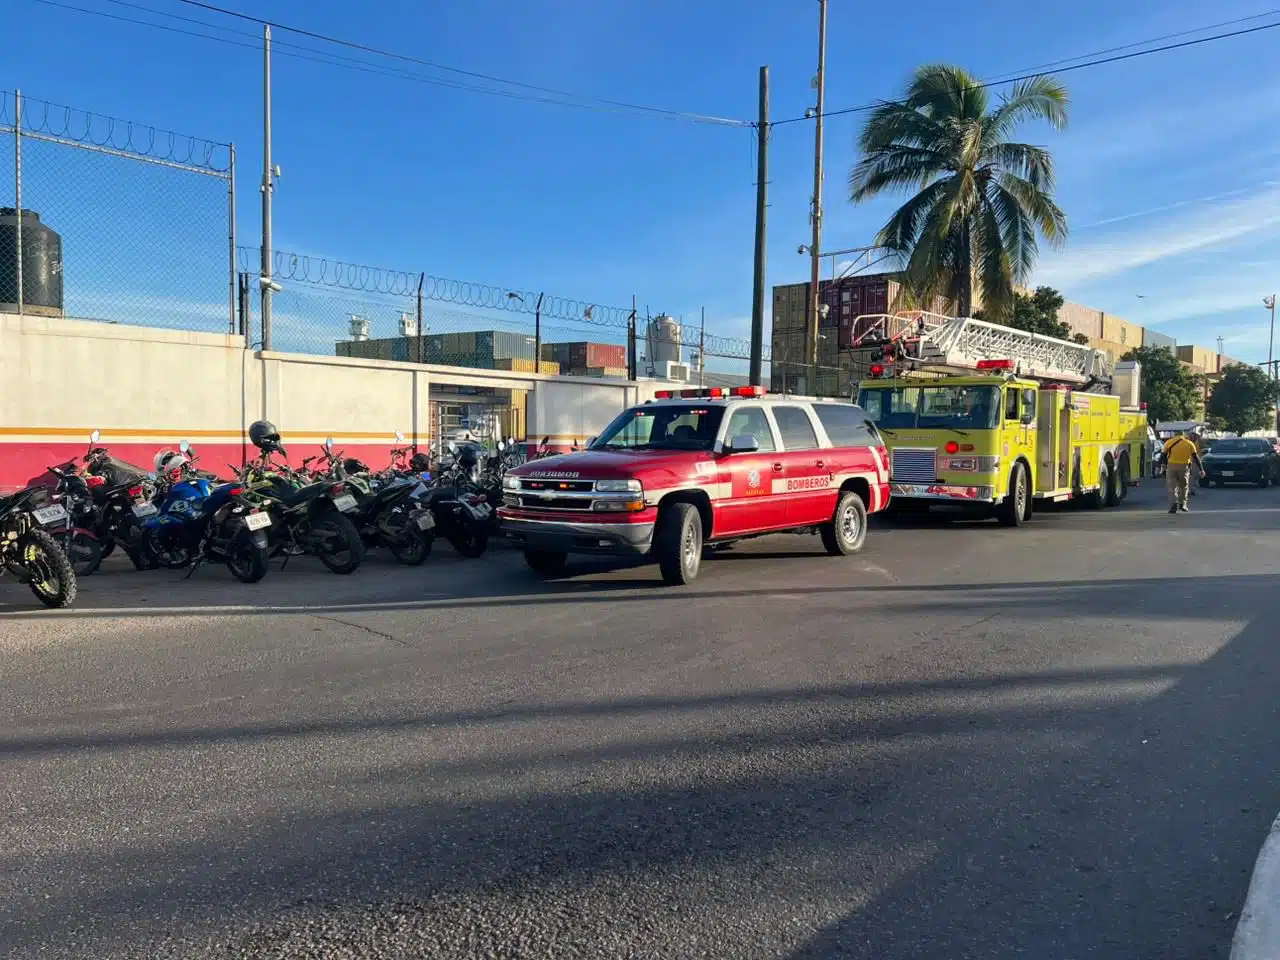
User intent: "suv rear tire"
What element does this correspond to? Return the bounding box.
[821,490,868,555]
[524,549,568,576]
[655,502,702,585]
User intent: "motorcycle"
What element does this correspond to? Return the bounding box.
[239,434,365,575]
[0,486,78,608]
[81,430,156,569]
[423,442,492,558]
[40,463,104,577]
[330,432,436,565]
[140,441,271,583]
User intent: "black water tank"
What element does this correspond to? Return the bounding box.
[0,208,63,315]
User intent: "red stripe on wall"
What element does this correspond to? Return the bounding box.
[0,441,417,491]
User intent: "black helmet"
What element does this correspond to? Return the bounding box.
[409,452,431,473]
[248,420,281,452]
[457,445,479,468]
[343,457,368,475]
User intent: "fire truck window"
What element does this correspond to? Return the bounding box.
[1004,389,1020,421]
[725,406,775,452]
[814,403,874,447]
[773,406,820,451]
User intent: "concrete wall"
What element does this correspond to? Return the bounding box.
[0,314,662,489]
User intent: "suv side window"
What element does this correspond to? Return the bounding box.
[813,403,875,447]
[772,405,820,450]
[724,405,776,452]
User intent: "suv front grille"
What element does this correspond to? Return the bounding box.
[518,494,594,511]
[892,448,937,483]
[519,479,595,493]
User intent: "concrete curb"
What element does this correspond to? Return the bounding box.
[1231,812,1280,959]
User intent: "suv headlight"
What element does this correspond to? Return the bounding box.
[595,479,642,493]
[502,475,521,490]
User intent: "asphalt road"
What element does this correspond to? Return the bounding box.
[3,482,1279,959]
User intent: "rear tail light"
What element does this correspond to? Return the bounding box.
[330,484,345,496]
[127,485,142,498]
[229,486,245,496]
[86,475,105,488]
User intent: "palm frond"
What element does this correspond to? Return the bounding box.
[986,182,1037,283]
[984,142,1056,191]
[997,171,1068,247]
[973,199,1014,320]
[850,146,950,201]
[872,177,955,251]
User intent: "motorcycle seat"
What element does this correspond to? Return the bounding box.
[421,486,457,505]
[279,484,328,508]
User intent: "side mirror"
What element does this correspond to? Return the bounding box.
[496,439,505,451]
[179,439,191,454]
[447,441,458,454]
[324,437,334,453]
[727,434,760,454]
[585,436,597,448]
[395,431,405,444]
[1021,411,1035,426]
[89,429,100,443]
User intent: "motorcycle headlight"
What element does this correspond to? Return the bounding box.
[503,476,521,491]
[595,479,642,493]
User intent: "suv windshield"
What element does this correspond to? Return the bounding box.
[1210,439,1270,455]
[857,385,1001,431]
[592,404,725,451]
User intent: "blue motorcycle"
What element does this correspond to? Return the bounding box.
[140,441,272,583]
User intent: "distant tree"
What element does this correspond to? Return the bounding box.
[1072,333,1089,345]
[976,286,1073,339]
[1206,364,1280,434]
[1121,346,1199,423]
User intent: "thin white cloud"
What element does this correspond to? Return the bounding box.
[1034,185,1280,289]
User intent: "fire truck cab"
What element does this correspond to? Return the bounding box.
[498,386,891,584]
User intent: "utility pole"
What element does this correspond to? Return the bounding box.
[260,23,276,350]
[534,292,544,370]
[807,0,828,396]
[749,66,769,388]
[1266,295,1276,378]
[699,306,706,387]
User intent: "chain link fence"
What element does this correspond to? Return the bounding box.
[237,246,769,375]
[0,90,234,332]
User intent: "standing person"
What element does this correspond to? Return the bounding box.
[1162,430,1203,514]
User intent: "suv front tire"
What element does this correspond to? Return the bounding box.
[655,502,702,585]
[821,490,868,555]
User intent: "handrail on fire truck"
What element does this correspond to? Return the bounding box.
[856,312,1113,388]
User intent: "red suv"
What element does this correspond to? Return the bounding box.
[498,386,890,584]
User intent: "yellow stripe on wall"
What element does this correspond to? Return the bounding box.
[0,427,427,442]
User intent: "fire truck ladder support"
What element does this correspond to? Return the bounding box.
[856,313,1113,387]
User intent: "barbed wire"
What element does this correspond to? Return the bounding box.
[240,245,770,361]
[0,90,231,174]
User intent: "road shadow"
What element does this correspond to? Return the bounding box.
[2,574,1278,958]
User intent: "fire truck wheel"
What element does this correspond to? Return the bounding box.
[656,502,702,585]
[822,490,868,555]
[524,549,568,576]
[997,463,1029,527]
[1117,456,1131,501]
[1105,457,1122,507]
[1086,462,1110,510]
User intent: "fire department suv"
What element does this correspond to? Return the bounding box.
[498,386,890,585]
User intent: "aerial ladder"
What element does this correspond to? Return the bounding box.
[850,310,1114,390]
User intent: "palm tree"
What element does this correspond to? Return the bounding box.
[850,65,1069,321]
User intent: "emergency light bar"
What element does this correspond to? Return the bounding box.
[652,386,767,400]
[976,359,1015,370]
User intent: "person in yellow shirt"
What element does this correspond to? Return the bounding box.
[1162,431,1203,514]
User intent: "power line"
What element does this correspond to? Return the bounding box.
[167,0,749,126]
[774,15,1280,126]
[30,0,749,125]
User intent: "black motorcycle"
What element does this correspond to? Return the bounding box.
[0,486,77,608]
[81,430,156,570]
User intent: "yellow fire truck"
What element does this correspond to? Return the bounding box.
[854,312,1148,526]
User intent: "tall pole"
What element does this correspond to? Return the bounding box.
[260,23,274,350]
[1266,295,1276,378]
[807,0,828,395]
[13,89,22,315]
[749,66,769,388]
[699,306,706,387]
[534,292,544,370]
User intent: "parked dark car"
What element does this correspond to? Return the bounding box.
[1200,438,1280,487]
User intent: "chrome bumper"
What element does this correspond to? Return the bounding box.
[890,481,997,503]
[500,514,656,555]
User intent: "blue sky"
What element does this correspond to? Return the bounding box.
[9,0,1280,366]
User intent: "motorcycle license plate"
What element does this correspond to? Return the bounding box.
[33,504,68,525]
[415,511,435,531]
[132,502,159,518]
[1223,471,1235,477]
[470,502,492,519]
[332,494,358,513]
[243,512,272,531]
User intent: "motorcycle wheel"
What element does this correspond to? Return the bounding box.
[59,531,103,577]
[226,540,269,584]
[451,527,489,559]
[312,512,365,574]
[143,526,191,569]
[388,529,433,565]
[21,529,78,609]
